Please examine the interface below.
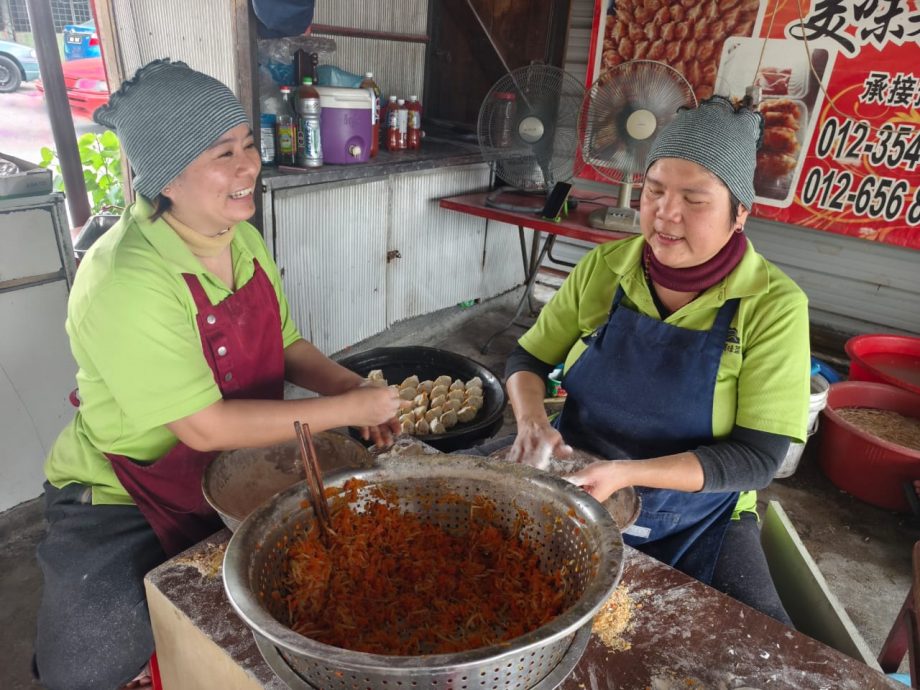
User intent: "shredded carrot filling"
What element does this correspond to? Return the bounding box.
[276,479,566,655]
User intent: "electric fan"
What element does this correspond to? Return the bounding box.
[477,63,585,212]
[579,60,697,231]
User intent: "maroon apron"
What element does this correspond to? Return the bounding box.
[108,260,285,557]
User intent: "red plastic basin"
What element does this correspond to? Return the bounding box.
[846,334,920,396]
[818,381,920,513]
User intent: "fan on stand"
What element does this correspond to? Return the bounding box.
[579,60,697,231]
[478,64,585,212]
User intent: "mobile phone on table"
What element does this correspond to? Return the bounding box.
[540,182,573,221]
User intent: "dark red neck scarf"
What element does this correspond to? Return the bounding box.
[643,231,747,293]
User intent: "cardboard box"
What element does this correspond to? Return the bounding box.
[0,153,53,200]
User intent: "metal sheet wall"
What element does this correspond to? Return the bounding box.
[314,35,426,104]
[110,0,238,92]
[386,165,491,324]
[481,220,534,300]
[313,0,428,35]
[273,180,390,355]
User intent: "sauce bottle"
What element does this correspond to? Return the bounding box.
[407,95,422,150]
[276,86,297,166]
[396,98,408,151]
[359,72,381,158]
[385,95,399,152]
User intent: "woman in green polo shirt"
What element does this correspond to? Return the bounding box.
[34,60,404,690]
[503,96,810,625]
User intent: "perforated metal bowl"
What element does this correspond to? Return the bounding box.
[223,454,624,690]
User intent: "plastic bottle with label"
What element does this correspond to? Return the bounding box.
[295,77,323,168]
[396,98,408,150]
[385,95,399,152]
[275,86,297,166]
[407,95,422,150]
[259,113,276,165]
[359,72,381,158]
[494,91,517,148]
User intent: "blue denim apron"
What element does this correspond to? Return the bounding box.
[556,285,740,583]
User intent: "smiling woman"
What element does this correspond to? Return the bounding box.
[501,96,810,629]
[32,59,404,690]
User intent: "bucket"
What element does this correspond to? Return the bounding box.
[775,374,830,478]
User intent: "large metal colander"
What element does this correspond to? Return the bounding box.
[223,454,624,690]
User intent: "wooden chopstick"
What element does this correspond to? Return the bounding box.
[294,421,335,547]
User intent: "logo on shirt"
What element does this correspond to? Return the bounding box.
[724,327,741,354]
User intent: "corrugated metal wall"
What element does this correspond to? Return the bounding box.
[110,0,238,91]
[313,0,427,34]
[312,0,427,103]
[556,0,920,337]
[273,179,390,355]
[317,37,426,104]
[272,165,522,355]
[387,165,490,323]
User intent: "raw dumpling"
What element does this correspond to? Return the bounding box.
[417,380,434,394]
[398,386,417,400]
[413,392,429,408]
[465,376,482,390]
[429,418,446,435]
[425,406,444,423]
[434,375,452,388]
[365,375,388,388]
[457,405,477,423]
[429,394,447,409]
[401,375,420,388]
[416,419,431,435]
[430,385,449,399]
[466,395,484,411]
[412,405,427,421]
[447,389,465,402]
[400,417,415,434]
[368,369,386,382]
[449,379,465,392]
[443,398,462,413]
[440,410,458,429]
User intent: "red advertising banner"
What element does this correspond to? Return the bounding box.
[585,0,920,249]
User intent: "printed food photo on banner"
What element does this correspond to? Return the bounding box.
[586,0,920,249]
[714,37,830,204]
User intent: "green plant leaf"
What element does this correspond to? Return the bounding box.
[78,132,97,147]
[100,130,119,149]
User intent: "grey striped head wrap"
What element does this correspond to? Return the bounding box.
[645,96,764,209]
[94,59,249,200]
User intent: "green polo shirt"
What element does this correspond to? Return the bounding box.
[45,197,302,505]
[520,235,811,516]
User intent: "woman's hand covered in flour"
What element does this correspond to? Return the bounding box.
[344,385,408,448]
[566,461,629,503]
[508,419,573,469]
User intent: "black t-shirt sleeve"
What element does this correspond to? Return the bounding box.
[505,344,555,381]
[695,425,791,492]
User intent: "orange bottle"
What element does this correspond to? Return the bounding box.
[407,95,422,150]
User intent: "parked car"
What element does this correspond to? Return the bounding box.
[35,57,109,118]
[0,38,40,93]
[62,20,101,61]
